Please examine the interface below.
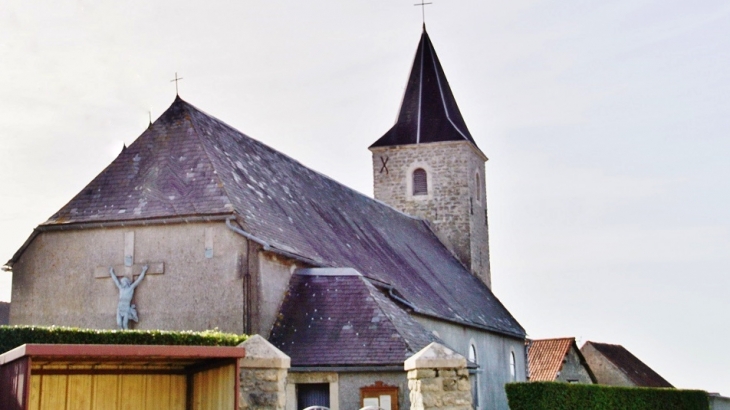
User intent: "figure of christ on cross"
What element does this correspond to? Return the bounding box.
[110,265,148,329]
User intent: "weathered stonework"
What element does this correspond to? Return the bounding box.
[405,343,472,410]
[239,335,291,410]
[371,141,491,287]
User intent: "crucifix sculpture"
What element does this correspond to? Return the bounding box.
[94,231,165,328]
[110,265,147,329]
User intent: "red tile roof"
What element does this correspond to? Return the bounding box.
[527,338,575,381]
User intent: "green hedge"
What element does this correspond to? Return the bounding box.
[0,325,248,354]
[506,382,709,410]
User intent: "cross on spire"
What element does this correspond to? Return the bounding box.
[414,1,432,25]
[170,72,183,95]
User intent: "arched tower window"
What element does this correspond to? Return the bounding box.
[412,168,428,196]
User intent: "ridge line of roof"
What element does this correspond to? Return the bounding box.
[360,276,425,355]
[179,98,431,225]
[410,310,525,339]
[530,337,576,342]
[584,341,670,387]
[179,98,237,220]
[425,34,470,143]
[416,30,425,144]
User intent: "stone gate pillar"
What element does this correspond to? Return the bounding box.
[405,342,472,410]
[238,335,291,410]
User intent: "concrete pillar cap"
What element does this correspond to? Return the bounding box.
[238,334,291,369]
[404,342,466,371]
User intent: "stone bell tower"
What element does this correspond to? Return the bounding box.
[369,26,492,287]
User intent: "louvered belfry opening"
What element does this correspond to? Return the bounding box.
[413,168,428,195]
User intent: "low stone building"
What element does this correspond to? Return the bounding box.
[5,27,526,410]
[581,341,673,388]
[0,302,9,325]
[527,337,596,384]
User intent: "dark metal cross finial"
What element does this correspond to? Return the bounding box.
[170,72,183,95]
[414,1,432,25]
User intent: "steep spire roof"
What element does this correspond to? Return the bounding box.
[371,27,479,149]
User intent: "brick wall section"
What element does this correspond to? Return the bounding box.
[371,140,491,287]
[407,368,472,410]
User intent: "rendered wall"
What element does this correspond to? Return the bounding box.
[555,346,594,384]
[415,316,526,410]
[258,253,300,337]
[338,372,409,410]
[370,141,490,287]
[10,222,246,333]
[711,395,730,410]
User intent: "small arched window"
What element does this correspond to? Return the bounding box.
[412,168,428,196]
[469,344,479,406]
[510,351,517,381]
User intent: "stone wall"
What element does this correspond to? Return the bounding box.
[415,316,526,410]
[405,342,472,410]
[408,368,472,410]
[370,141,490,287]
[239,335,291,410]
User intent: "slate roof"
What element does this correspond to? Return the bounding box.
[370,26,480,151]
[269,268,440,366]
[583,341,673,388]
[9,96,524,339]
[528,337,590,381]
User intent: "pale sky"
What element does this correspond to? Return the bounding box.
[1,0,729,394]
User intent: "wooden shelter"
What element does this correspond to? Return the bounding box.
[0,344,245,410]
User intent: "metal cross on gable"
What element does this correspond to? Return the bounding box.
[170,72,183,95]
[414,1,432,25]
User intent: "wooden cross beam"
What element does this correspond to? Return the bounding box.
[94,232,165,279]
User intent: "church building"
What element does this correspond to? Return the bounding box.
[5,27,526,410]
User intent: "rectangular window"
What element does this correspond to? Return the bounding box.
[361,382,398,410]
[297,383,330,409]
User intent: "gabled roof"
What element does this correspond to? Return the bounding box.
[269,268,440,367]
[528,338,575,381]
[9,97,524,338]
[527,337,595,382]
[370,27,480,151]
[582,341,673,388]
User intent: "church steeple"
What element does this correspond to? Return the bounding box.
[369,28,492,287]
[370,27,479,151]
